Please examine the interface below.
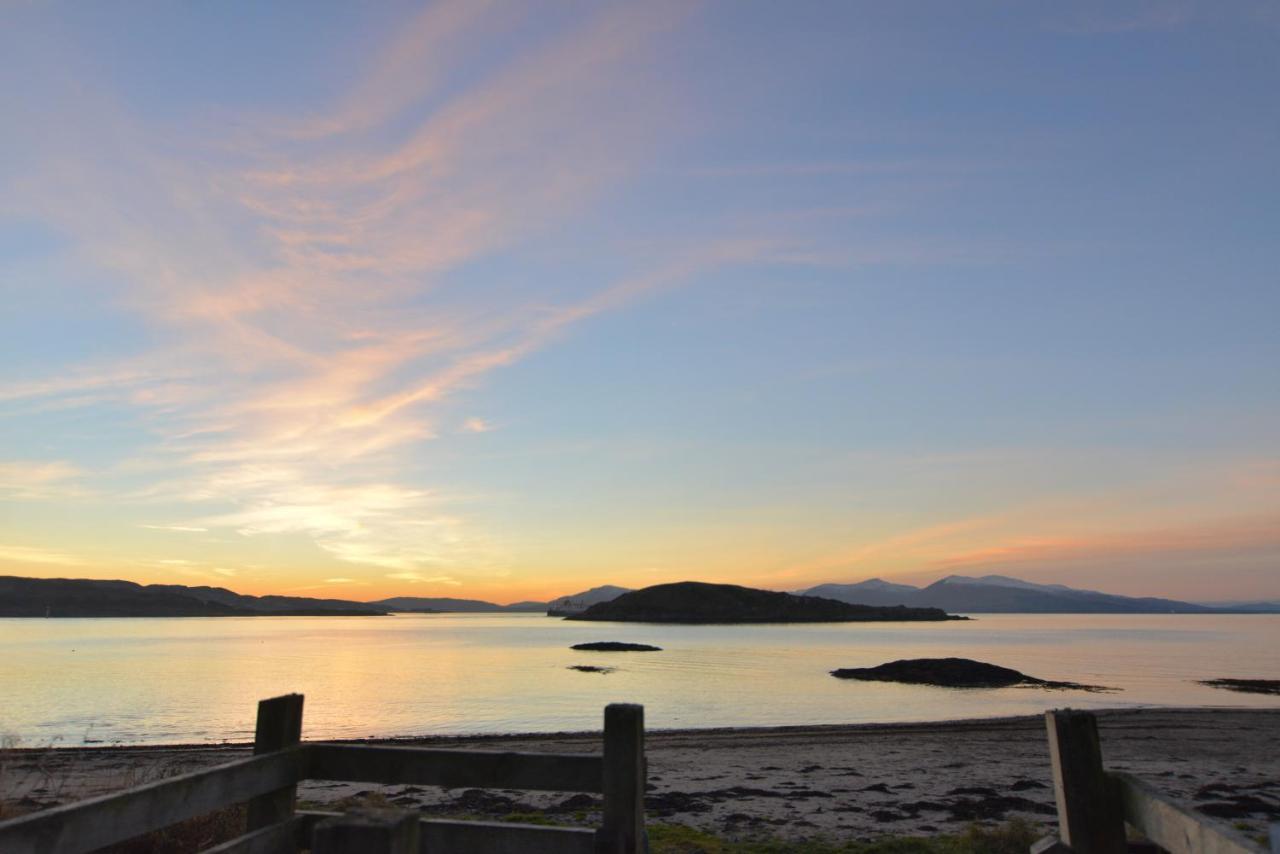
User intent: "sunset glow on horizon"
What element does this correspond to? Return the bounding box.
[2,2,1278,605]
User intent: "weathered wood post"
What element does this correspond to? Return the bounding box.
[246,694,304,836]
[1043,709,1126,854]
[599,703,646,854]
[312,809,419,854]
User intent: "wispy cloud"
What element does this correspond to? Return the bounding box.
[0,2,716,579]
[0,544,83,567]
[386,572,462,586]
[930,515,1280,572]
[1046,0,1196,34]
[0,461,86,499]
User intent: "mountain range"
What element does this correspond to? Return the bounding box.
[3,573,1276,618]
[0,576,388,618]
[546,584,633,615]
[0,576,548,618]
[800,574,1280,613]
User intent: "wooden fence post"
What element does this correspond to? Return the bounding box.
[599,703,646,854]
[246,694,304,835]
[312,809,419,854]
[1045,709,1126,854]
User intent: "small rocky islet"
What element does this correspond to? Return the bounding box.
[831,657,1114,692]
[1199,678,1280,696]
[570,641,663,652]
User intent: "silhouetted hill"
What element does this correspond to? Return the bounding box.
[804,574,1232,613]
[565,581,958,624]
[546,584,632,615]
[147,584,385,614]
[0,576,386,617]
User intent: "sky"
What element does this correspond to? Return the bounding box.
[1,1,1278,604]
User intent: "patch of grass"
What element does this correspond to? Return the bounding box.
[647,817,1043,854]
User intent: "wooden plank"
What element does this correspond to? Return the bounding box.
[247,693,304,838]
[1110,771,1265,854]
[296,811,596,854]
[599,703,646,854]
[307,744,603,793]
[201,815,304,854]
[419,818,596,854]
[0,747,307,854]
[1045,709,1127,854]
[312,809,419,854]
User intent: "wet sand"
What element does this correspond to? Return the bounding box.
[3,708,1277,841]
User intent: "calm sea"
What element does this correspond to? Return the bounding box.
[1,613,1276,746]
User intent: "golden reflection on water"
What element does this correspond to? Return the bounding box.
[0,613,1276,745]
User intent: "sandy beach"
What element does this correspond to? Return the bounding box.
[4,707,1277,842]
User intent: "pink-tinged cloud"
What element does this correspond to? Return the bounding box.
[931,515,1280,572]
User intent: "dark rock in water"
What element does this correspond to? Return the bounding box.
[1199,679,1280,696]
[570,641,662,652]
[830,657,1113,691]
[566,581,961,624]
[568,665,616,674]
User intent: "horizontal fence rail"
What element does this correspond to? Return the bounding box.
[201,814,307,854]
[0,747,308,854]
[1037,710,1276,854]
[307,743,605,793]
[1110,771,1268,854]
[292,811,598,854]
[0,695,643,854]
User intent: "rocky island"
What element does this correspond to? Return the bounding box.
[570,641,662,651]
[564,581,960,624]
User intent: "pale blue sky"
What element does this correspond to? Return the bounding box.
[1,1,1277,601]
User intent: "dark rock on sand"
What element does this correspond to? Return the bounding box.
[545,793,601,814]
[1199,679,1280,696]
[1195,795,1279,819]
[570,641,662,652]
[831,657,1113,691]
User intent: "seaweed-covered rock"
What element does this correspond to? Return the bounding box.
[1198,679,1280,695]
[831,657,1111,691]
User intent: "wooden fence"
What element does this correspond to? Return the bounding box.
[0,695,646,854]
[2,699,1276,853]
[1034,709,1278,854]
